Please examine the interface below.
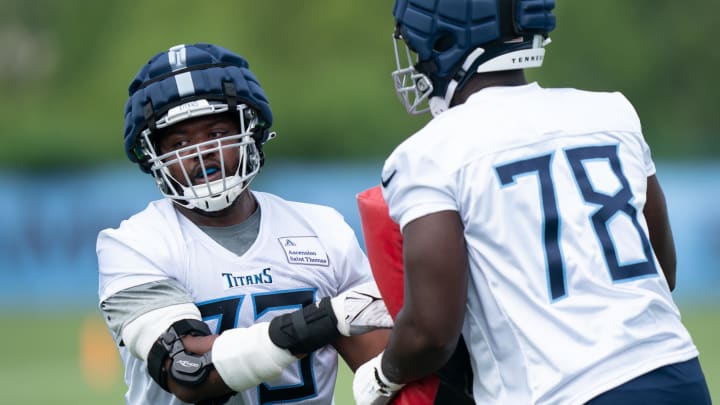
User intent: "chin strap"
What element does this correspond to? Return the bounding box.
[429,97,450,117]
[429,48,487,117]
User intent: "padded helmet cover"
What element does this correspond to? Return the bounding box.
[393,0,556,98]
[123,43,273,170]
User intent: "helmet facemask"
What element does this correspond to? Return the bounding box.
[138,100,264,212]
[392,32,549,117]
[392,30,435,116]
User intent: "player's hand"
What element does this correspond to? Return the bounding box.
[353,351,405,405]
[331,281,393,336]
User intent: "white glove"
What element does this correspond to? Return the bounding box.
[353,351,405,405]
[331,281,393,336]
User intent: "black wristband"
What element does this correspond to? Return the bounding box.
[268,297,340,355]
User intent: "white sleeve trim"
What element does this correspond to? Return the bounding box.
[398,201,457,231]
[122,303,202,361]
[212,322,297,392]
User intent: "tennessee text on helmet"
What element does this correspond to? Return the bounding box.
[391,0,556,116]
[123,43,276,212]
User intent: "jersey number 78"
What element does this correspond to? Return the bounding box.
[495,144,657,301]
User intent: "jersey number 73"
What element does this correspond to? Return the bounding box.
[197,289,318,404]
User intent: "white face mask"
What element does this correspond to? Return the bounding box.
[391,34,434,116]
[140,100,264,212]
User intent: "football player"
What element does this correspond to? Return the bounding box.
[97,43,391,405]
[353,1,712,404]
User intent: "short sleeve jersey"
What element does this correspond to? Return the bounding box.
[97,191,372,405]
[381,83,698,405]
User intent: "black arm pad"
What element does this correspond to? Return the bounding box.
[147,319,213,392]
[268,297,340,355]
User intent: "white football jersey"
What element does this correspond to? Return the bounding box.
[381,83,698,405]
[98,191,372,405]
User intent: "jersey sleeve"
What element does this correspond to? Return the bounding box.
[100,279,195,345]
[382,144,458,230]
[97,203,184,302]
[640,137,656,176]
[612,91,656,176]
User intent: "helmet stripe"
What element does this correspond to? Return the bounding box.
[174,72,195,97]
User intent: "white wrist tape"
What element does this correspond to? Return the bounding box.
[212,322,297,392]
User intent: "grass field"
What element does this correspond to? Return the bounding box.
[2,305,715,404]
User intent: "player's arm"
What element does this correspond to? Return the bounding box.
[100,281,236,403]
[166,284,392,403]
[381,210,468,382]
[105,280,392,403]
[353,210,468,404]
[144,316,304,404]
[330,280,394,371]
[644,174,677,290]
[163,293,392,402]
[333,296,393,371]
[334,329,391,371]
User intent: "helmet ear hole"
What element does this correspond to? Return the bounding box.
[433,33,455,52]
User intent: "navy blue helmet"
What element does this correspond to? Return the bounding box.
[123,43,275,211]
[391,0,556,115]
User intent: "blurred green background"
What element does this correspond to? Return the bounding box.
[1,0,719,168]
[0,1,717,404]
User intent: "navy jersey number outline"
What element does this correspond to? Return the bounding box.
[197,289,317,404]
[495,144,657,301]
